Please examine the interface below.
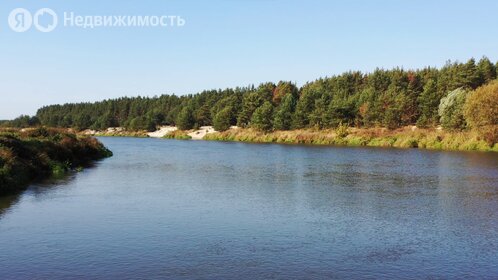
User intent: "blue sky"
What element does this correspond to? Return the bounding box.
[1,0,497,119]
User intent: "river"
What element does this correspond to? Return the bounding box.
[1,137,497,279]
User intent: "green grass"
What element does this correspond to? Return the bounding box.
[163,130,192,140]
[95,131,149,137]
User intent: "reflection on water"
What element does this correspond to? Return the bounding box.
[0,171,84,219]
[0,138,497,279]
[0,195,20,218]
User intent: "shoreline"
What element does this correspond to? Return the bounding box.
[0,128,113,196]
[203,127,498,152]
[86,126,497,152]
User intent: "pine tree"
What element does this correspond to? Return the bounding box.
[326,94,355,127]
[74,114,92,130]
[309,97,328,129]
[477,56,497,84]
[292,87,317,128]
[458,58,480,89]
[176,106,195,130]
[381,89,404,129]
[29,57,496,133]
[213,106,233,131]
[417,79,439,127]
[363,87,384,126]
[403,72,422,124]
[273,94,296,130]
[196,104,211,126]
[237,92,262,127]
[251,101,274,131]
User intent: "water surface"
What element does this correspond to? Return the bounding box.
[1,138,497,279]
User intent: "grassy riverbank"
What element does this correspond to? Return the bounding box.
[94,131,148,137]
[83,128,149,137]
[203,127,498,152]
[163,130,192,140]
[0,128,112,196]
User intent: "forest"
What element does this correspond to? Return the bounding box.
[4,58,498,140]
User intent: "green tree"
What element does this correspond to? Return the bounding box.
[237,92,262,127]
[272,81,298,106]
[379,85,408,129]
[30,57,495,133]
[273,94,296,130]
[309,97,328,128]
[210,94,241,126]
[403,72,422,124]
[60,115,73,127]
[128,117,141,131]
[28,116,41,127]
[356,87,379,126]
[292,85,320,128]
[176,106,195,130]
[251,101,274,131]
[477,56,497,84]
[417,79,440,127]
[326,96,356,127]
[5,115,39,128]
[149,112,164,126]
[213,106,233,131]
[458,58,480,89]
[382,96,403,129]
[196,104,212,126]
[74,114,92,130]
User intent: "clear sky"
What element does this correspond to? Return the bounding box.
[1,0,497,119]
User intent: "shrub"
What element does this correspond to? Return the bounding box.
[335,122,349,138]
[464,81,498,144]
[0,130,112,196]
[163,130,192,140]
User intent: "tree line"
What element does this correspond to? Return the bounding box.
[5,57,497,132]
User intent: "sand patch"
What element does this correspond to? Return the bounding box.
[148,126,178,138]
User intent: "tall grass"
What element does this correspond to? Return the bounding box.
[95,130,149,137]
[203,127,497,152]
[163,130,192,140]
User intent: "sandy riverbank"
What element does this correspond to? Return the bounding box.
[148,126,218,139]
[80,126,218,139]
[187,126,216,140]
[147,126,178,138]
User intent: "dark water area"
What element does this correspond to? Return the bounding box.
[1,137,497,279]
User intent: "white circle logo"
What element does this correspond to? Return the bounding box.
[8,8,58,32]
[34,8,58,32]
[8,8,32,32]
